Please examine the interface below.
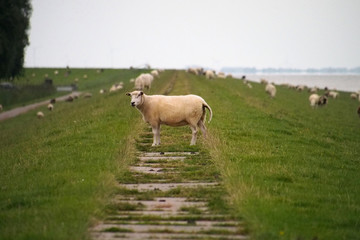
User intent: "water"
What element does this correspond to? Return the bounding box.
[234,74,360,92]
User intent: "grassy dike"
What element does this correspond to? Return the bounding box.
[179,72,360,240]
[0,68,170,239]
[1,69,360,239]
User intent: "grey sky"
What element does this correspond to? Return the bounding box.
[24,0,360,70]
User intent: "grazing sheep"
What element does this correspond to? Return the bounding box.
[328,91,339,99]
[37,111,44,118]
[217,72,226,79]
[126,91,213,146]
[135,73,153,90]
[309,87,318,93]
[151,70,159,78]
[260,79,268,85]
[350,93,358,99]
[265,83,276,98]
[296,85,306,92]
[205,70,215,79]
[309,94,327,107]
[247,83,253,89]
[47,104,53,111]
[187,68,198,75]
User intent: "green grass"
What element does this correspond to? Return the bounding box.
[1,68,359,240]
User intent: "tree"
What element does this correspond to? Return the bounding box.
[0,0,32,80]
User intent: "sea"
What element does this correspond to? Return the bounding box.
[233,73,360,93]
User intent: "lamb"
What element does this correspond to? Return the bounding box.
[135,73,154,90]
[350,93,358,99]
[265,83,276,98]
[126,91,213,146]
[309,94,327,107]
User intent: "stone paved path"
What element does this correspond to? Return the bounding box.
[91,128,248,240]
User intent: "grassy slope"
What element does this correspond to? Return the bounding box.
[0,68,170,239]
[182,72,360,240]
[1,69,359,240]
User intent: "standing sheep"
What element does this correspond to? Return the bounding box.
[135,73,154,90]
[126,91,213,146]
[309,94,327,107]
[265,83,276,98]
[205,70,215,79]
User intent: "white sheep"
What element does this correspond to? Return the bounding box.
[37,111,44,118]
[309,94,327,107]
[350,93,358,99]
[247,83,253,89]
[205,70,215,79]
[328,91,339,99]
[126,91,213,146]
[135,73,153,90]
[151,70,159,78]
[265,83,276,98]
[47,104,54,111]
[187,68,198,75]
[217,72,226,79]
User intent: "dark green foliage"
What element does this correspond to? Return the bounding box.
[0,0,32,79]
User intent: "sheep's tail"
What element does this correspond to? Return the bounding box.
[203,102,213,123]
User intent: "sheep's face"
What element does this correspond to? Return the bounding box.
[126,91,144,107]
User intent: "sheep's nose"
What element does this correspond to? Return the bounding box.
[131,102,135,106]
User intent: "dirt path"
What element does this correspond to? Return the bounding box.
[90,127,248,239]
[0,92,81,122]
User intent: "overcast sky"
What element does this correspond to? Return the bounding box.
[24,0,360,70]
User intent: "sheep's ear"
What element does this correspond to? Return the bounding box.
[126,92,131,96]
[140,91,144,96]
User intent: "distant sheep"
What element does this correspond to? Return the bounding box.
[328,91,339,99]
[260,79,268,85]
[217,72,226,79]
[265,83,276,98]
[37,111,44,118]
[83,93,92,98]
[47,104,54,111]
[110,82,123,92]
[205,70,215,79]
[296,85,306,92]
[247,83,253,89]
[50,98,56,104]
[126,91,213,146]
[135,73,154,90]
[350,93,358,99]
[151,70,159,78]
[309,94,327,107]
[187,68,198,75]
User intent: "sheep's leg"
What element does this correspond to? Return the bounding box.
[190,126,198,145]
[198,121,207,138]
[151,125,160,146]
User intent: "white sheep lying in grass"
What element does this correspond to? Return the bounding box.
[135,73,154,90]
[265,83,276,98]
[309,94,327,107]
[126,91,213,146]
